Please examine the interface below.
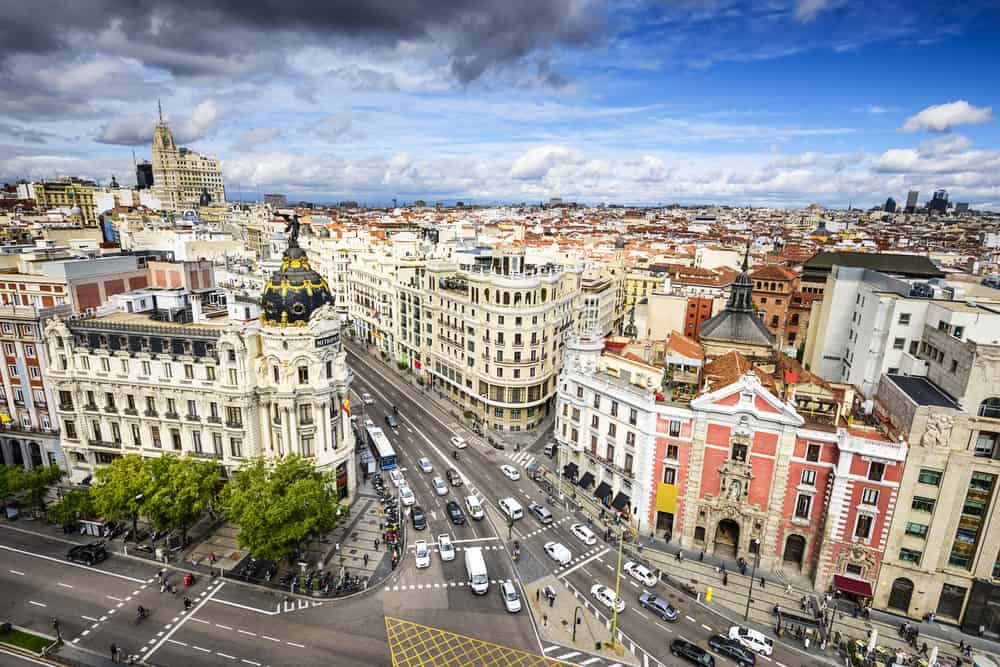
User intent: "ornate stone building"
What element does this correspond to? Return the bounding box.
[151,104,225,213]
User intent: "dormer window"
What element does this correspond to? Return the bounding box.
[740,391,753,404]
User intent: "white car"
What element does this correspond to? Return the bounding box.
[728,625,774,656]
[543,541,572,566]
[414,540,430,569]
[389,469,405,487]
[590,584,625,613]
[437,534,455,562]
[498,580,522,613]
[450,436,467,449]
[417,457,433,473]
[431,477,448,496]
[623,561,658,587]
[361,392,375,405]
[465,495,485,521]
[571,523,597,546]
[500,464,521,481]
[399,485,415,506]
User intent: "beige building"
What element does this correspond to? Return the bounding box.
[33,178,99,227]
[152,108,225,212]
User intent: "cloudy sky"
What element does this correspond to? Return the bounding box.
[2,0,1000,208]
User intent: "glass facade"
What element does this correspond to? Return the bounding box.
[948,472,995,570]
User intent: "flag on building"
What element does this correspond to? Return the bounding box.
[341,399,351,416]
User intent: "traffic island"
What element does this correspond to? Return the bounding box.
[0,623,58,656]
[528,575,640,667]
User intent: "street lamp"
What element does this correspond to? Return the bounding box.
[572,606,583,643]
[610,522,626,649]
[743,538,761,621]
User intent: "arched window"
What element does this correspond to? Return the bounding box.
[979,398,1000,419]
[790,313,800,325]
[503,292,510,306]
[888,578,914,611]
[540,288,548,303]
[513,292,522,305]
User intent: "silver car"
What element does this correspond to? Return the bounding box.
[432,477,448,496]
[499,580,522,613]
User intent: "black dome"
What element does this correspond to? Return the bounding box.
[260,245,333,327]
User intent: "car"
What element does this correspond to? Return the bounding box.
[399,485,416,506]
[445,500,466,525]
[385,414,399,428]
[728,626,773,656]
[450,436,467,449]
[528,502,553,524]
[432,477,448,496]
[498,580,522,613]
[414,540,431,568]
[361,392,375,405]
[590,584,625,613]
[570,523,597,546]
[624,561,658,587]
[389,469,405,487]
[500,464,520,481]
[670,638,715,666]
[465,495,485,520]
[638,591,678,621]
[411,505,427,530]
[708,635,756,666]
[67,542,108,566]
[543,541,572,566]
[446,468,463,486]
[417,457,433,473]
[437,534,455,562]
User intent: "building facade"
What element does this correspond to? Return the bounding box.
[33,178,99,226]
[152,110,225,212]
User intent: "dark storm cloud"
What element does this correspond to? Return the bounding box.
[0,1,600,82]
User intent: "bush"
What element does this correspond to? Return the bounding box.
[397,361,408,370]
[463,410,474,419]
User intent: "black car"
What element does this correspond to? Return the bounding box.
[67,542,109,566]
[708,635,756,666]
[385,414,399,428]
[638,591,678,621]
[670,638,715,666]
[411,506,427,530]
[527,502,553,524]
[445,500,466,525]
[446,469,463,487]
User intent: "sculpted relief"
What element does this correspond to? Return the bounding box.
[920,413,954,449]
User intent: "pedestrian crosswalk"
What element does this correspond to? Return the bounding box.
[384,578,513,592]
[506,450,537,468]
[540,644,625,667]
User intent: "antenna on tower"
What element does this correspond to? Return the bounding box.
[131,149,137,170]
[158,99,163,123]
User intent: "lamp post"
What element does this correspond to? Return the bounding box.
[743,538,761,621]
[572,606,583,643]
[610,523,625,649]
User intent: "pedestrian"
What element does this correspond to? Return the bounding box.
[363,553,369,567]
[760,576,765,589]
[116,646,124,663]
[160,581,167,594]
[375,538,380,550]
[335,542,341,554]
[536,588,541,603]
[183,597,192,611]
[172,584,178,598]
[110,643,119,663]
[723,572,728,586]
[787,583,793,595]
[209,552,217,565]
[699,551,705,562]
[920,642,928,657]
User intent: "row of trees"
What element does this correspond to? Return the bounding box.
[4,454,345,564]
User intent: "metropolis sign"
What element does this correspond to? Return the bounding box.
[315,332,341,348]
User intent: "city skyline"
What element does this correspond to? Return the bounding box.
[2,1,1000,208]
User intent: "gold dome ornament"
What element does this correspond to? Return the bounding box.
[260,214,334,328]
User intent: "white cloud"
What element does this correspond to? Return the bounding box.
[919,134,971,155]
[795,0,831,22]
[509,145,584,180]
[96,99,220,146]
[900,100,994,133]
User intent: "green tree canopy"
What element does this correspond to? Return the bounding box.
[143,455,219,542]
[48,488,96,526]
[8,465,65,512]
[91,454,152,533]
[221,455,343,562]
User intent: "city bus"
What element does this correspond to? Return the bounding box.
[366,425,397,470]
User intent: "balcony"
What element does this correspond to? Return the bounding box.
[207,416,221,424]
[124,408,138,416]
[143,410,158,418]
[185,414,200,422]
[83,403,99,412]
[225,420,244,429]
[190,450,222,460]
[299,418,315,426]
[104,405,117,413]
[90,440,123,450]
[164,411,180,420]
[59,403,74,411]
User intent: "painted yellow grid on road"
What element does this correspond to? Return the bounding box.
[385,616,575,667]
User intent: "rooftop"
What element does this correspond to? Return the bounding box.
[803,251,945,279]
[885,374,959,408]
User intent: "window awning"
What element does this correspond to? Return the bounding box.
[577,471,595,489]
[563,462,579,481]
[833,574,873,598]
[594,481,612,500]
[611,492,631,511]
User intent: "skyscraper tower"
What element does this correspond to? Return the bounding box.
[151,102,225,212]
[905,190,919,213]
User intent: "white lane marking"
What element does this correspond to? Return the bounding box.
[286,641,306,649]
[167,639,188,647]
[0,544,145,583]
[556,652,581,660]
[144,581,224,660]
[106,595,124,602]
[633,609,649,620]
[262,635,281,643]
[57,582,74,589]
[655,622,673,633]
[189,617,210,624]
[9,570,25,576]
[28,601,46,607]
[776,662,787,667]
[559,549,610,578]
[451,537,499,544]
[208,596,278,615]
[685,616,697,623]
[242,660,261,666]
[581,659,602,666]
[238,629,256,637]
[542,646,560,654]
[701,624,712,632]
[193,646,211,653]
[216,624,233,630]
[759,656,773,662]
[81,615,99,622]
[0,645,51,665]
[217,652,236,660]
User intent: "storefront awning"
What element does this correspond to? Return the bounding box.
[833,574,873,598]
[563,462,579,481]
[594,481,612,500]
[611,492,631,511]
[577,472,595,489]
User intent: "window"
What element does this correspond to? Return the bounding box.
[593,395,601,409]
[625,431,636,446]
[974,432,998,457]
[141,361,151,376]
[666,445,679,460]
[166,398,177,415]
[731,442,748,462]
[806,443,821,462]
[893,337,905,350]
[912,496,935,512]
[100,357,110,372]
[629,408,637,426]
[861,488,880,505]
[854,513,874,540]
[801,469,817,486]
[298,366,309,384]
[226,406,243,426]
[171,429,182,450]
[669,420,681,437]
[230,438,243,458]
[64,420,77,439]
[607,423,617,437]
[2,343,12,355]
[7,364,16,377]
[151,426,161,448]
[212,433,223,456]
[662,467,676,484]
[301,436,314,457]
[206,366,216,381]
[868,461,886,481]
[905,522,928,538]
[898,313,911,325]
[228,368,238,385]
[610,401,618,417]
[794,494,812,520]
[899,548,923,564]
[624,453,633,473]
[953,326,964,339]
[918,469,942,486]
[192,431,202,453]
[184,364,194,379]
[495,407,504,418]
[162,362,172,378]
[591,414,600,428]
[209,402,219,418]
[187,400,197,417]
[577,386,584,399]
[605,444,615,462]
[299,404,313,424]
[130,424,141,446]
[91,420,102,440]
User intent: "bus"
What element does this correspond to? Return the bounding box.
[366,425,397,470]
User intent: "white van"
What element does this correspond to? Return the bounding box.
[498,497,523,521]
[465,495,485,521]
[465,546,489,595]
[728,625,774,656]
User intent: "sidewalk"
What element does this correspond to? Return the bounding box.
[555,469,998,664]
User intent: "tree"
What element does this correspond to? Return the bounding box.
[0,465,12,501]
[8,465,65,513]
[143,456,219,543]
[48,488,96,526]
[222,455,344,562]
[91,455,151,534]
